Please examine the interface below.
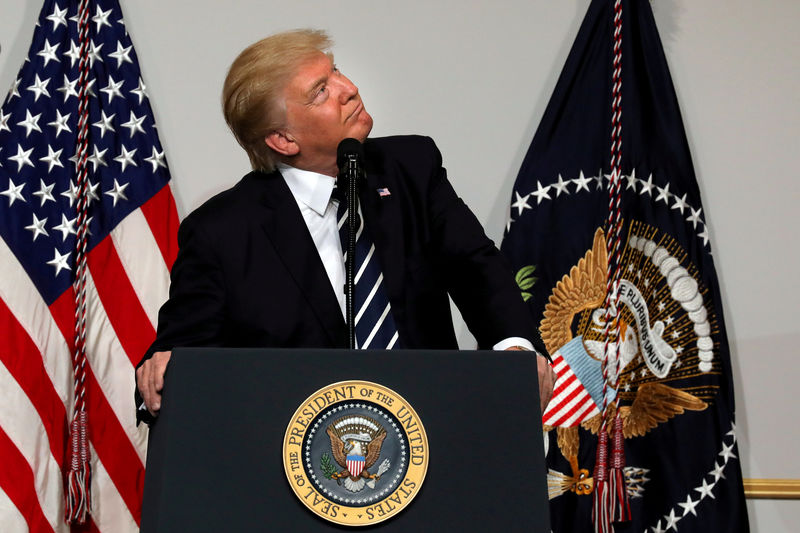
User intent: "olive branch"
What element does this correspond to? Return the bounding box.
[320,452,337,479]
[515,265,537,302]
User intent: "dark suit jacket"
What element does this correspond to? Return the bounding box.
[136,136,538,420]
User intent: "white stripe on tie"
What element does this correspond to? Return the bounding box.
[338,205,364,237]
[340,207,365,264]
[355,273,383,325]
[386,331,399,350]
[356,217,364,240]
[361,303,391,349]
[355,244,375,284]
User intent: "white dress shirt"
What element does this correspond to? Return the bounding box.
[277,163,533,351]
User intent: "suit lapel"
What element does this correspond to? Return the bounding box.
[254,171,345,345]
[361,150,406,309]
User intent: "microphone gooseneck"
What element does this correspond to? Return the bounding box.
[336,139,363,350]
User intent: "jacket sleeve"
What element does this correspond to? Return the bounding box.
[420,138,542,350]
[134,211,228,424]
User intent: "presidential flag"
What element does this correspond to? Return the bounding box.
[0,1,178,531]
[501,1,748,531]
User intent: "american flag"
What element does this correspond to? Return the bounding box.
[0,1,178,531]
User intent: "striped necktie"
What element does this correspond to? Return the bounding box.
[333,184,403,349]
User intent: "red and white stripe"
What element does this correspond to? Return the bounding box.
[347,458,365,478]
[542,353,600,427]
[0,186,178,532]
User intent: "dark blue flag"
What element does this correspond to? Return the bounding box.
[501,1,749,531]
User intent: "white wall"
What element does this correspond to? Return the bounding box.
[1,1,798,530]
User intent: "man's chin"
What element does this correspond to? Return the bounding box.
[353,112,373,142]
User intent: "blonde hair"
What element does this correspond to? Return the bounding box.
[222,29,333,171]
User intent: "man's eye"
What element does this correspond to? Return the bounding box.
[313,86,328,102]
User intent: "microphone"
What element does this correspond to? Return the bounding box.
[336,138,364,170]
[336,138,364,350]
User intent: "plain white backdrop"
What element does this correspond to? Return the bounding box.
[1,1,798,530]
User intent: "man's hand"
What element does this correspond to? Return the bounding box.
[505,346,556,414]
[536,355,556,414]
[136,351,171,417]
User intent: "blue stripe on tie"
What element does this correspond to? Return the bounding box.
[354,244,375,283]
[354,273,382,324]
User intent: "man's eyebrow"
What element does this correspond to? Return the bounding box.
[305,72,330,100]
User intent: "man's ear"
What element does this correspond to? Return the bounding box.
[265,130,299,157]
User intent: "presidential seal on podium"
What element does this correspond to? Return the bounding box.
[283,380,429,526]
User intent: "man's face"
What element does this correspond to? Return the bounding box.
[277,51,373,175]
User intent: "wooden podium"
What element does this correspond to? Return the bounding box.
[141,348,550,531]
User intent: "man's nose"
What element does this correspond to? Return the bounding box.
[335,74,359,103]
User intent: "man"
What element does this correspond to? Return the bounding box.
[136,29,555,424]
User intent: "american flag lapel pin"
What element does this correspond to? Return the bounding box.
[376,187,391,198]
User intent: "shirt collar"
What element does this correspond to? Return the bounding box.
[277,163,336,216]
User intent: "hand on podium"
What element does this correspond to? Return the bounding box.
[137,350,172,417]
[505,346,556,414]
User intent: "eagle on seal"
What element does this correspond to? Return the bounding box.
[539,228,708,498]
[326,416,389,493]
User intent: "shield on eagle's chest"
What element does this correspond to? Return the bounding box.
[346,455,365,477]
